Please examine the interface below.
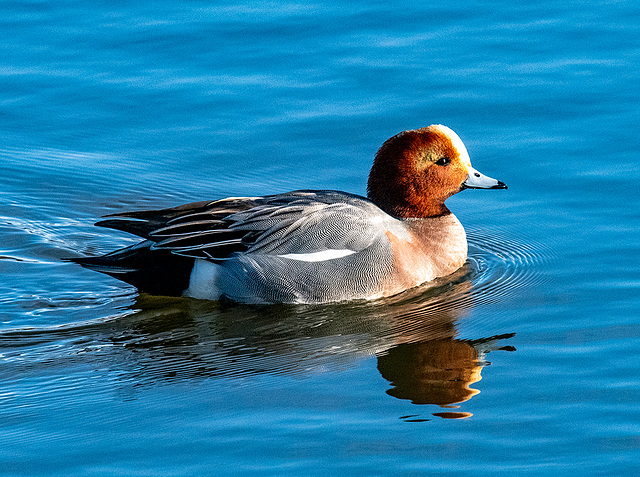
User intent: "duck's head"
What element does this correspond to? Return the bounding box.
[367,125,506,218]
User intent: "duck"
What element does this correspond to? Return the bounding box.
[73,125,506,304]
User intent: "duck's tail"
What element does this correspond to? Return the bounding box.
[69,241,195,297]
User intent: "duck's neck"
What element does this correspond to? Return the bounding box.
[396,202,451,219]
[367,190,452,219]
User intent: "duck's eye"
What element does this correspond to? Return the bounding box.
[435,157,451,166]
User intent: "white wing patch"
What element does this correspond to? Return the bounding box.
[278,249,357,262]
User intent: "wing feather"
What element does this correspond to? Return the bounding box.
[94,190,400,262]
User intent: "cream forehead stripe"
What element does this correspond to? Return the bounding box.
[429,124,472,167]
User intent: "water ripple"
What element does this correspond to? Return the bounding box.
[466,227,553,306]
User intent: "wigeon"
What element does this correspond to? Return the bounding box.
[73,125,506,304]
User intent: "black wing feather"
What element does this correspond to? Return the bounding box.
[96,197,260,240]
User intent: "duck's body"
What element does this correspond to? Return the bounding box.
[74,125,506,304]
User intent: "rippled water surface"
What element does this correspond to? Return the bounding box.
[2,1,640,475]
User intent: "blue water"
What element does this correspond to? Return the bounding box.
[2,0,640,475]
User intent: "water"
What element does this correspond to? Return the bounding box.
[2,0,640,475]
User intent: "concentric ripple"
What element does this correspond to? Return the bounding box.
[465,226,554,306]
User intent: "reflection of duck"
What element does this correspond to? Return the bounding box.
[377,334,515,409]
[73,125,505,304]
[97,273,514,417]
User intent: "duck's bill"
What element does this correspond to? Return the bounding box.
[462,166,507,190]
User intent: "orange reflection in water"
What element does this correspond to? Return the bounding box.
[378,338,483,406]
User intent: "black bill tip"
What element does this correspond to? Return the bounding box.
[492,181,508,190]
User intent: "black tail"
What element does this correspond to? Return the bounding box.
[71,241,195,297]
